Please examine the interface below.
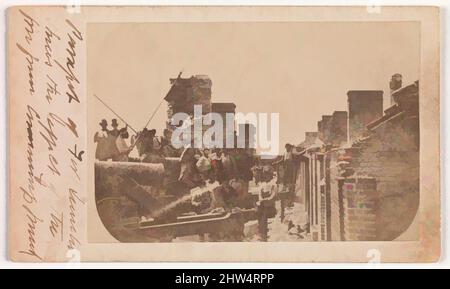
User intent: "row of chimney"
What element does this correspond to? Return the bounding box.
[303,74,403,147]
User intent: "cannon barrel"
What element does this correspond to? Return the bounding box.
[95,161,166,200]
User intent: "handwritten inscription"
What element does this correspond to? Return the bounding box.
[54,20,83,104]
[44,26,61,67]
[19,205,44,261]
[49,211,64,241]
[14,9,85,261]
[68,188,85,250]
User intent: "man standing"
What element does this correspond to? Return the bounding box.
[94,119,111,161]
[113,127,131,162]
[110,119,120,137]
[196,149,212,182]
[161,129,180,157]
[178,147,203,189]
[283,143,295,187]
[274,143,297,190]
[141,129,164,163]
[149,129,161,152]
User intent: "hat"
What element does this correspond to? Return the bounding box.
[99,119,108,127]
[149,129,157,135]
[119,127,129,138]
[111,119,119,127]
[285,143,294,148]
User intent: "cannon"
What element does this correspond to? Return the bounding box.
[95,158,277,242]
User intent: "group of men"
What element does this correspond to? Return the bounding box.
[94,119,132,161]
[94,118,296,201]
[178,148,255,189]
[95,117,298,195]
[94,118,182,162]
[135,128,181,163]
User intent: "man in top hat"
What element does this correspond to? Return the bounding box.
[94,119,111,161]
[110,118,120,137]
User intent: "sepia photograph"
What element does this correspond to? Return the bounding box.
[89,22,421,243]
[4,4,442,267]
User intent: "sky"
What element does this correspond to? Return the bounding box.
[88,22,420,155]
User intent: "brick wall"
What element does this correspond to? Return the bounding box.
[294,82,419,242]
[298,113,419,241]
[342,177,379,241]
[323,112,419,241]
[295,160,308,204]
[328,151,345,241]
[347,113,419,240]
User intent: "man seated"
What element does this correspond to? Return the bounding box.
[113,127,132,162]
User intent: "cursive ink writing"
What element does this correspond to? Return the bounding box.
[54,19,83,104]
[16,44,39,95]
[18,205,43,261]
[68,188,85,250]
[49,211,64,241]
[14,9,86,261]
[45,75,60,103]
[44,26,61,67]
[19,9,40,45]
[20,105,40,205]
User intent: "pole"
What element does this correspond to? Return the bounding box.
[129,71,183,152]
[94,94,138,134]
[128,99,165,152]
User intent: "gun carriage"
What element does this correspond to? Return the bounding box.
[95,158,278,242]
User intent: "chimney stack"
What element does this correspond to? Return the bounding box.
[389,73,403,105]
[212,103,236,148]
[305,132,318,144]
[330,111,348,147]
[347,90,383,142]
[317,120,323,140]
[321,115,333,144]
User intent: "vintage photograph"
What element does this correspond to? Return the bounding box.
[89,22,421,243]
[5,4,442,264]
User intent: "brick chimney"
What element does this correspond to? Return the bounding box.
[212,103,236,148]
[238,123,257,149]
[347,90,383,142]
[299,132,319,149]
[305,132,318,144]
[322,115,333,144]
[389,73,403,105]
[330,111,348,147]
[317,120,323,140]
